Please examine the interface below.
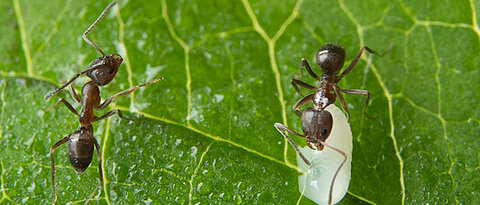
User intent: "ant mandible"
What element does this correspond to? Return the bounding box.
[45,1,163,204]
[291,43,384,123]
[274,43,386,204]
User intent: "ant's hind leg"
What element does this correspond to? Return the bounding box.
[335,46,376,82]
[86,137,103,204]
[50,134,71,204]
[300,58,320,80]
[96,77,164,110]
[341,89,374,119]
[336,45,393,83]
[274,123,311,166]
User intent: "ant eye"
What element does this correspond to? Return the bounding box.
[109,68,115,74]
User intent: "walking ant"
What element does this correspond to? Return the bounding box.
[275,43,386,204]
[45,1,163,203]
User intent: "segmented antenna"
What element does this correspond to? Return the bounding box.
[44,66,98,100]
[82,1,117,57]
[44,1,118,100]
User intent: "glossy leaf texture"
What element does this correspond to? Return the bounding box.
[1,0,479,204]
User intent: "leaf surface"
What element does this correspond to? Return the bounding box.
[1,0,479,204]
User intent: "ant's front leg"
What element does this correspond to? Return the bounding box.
[300,58,320,80]
[293,94,313,118]
[274,123,311,166]
[96,77,164,110]
[290,79,316,96]
[45,98,79,117]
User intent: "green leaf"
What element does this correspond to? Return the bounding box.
[1,0,479,204]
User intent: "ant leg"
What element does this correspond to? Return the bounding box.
[274,123,311,166]
[332,84,350,123]
[319,141,347,205]
[82,1,117,56]
[86,137,103,204]
[341,89,374,119]
[290,79,316,96]
[50,134,71,204]
[293,94,314,117]
[96,77,164,110]
[335,46,381,83]
[69,84,81,104]
[45,98,80,117]
[300,58,320,80]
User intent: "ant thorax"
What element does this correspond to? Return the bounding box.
[313,90,330,110]
[313,74,335,110]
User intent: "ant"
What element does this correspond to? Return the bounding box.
[275,43,387,204]
[290,43,385,123]
[45,1,163,204]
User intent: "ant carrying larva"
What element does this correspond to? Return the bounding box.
[276,43,388,204]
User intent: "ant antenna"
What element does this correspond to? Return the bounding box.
[44,66,98,100]
[82,1,117,57]
[44,1,119,101]
[320,140,347,205]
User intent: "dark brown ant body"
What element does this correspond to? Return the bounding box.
[46,1,163,204]
[275,43,385,205]
[291,43,383,123]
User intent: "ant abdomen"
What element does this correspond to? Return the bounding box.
[68,128,95,174]
[316,43,345,75]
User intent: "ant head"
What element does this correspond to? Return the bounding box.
[68,127,94,174]
[316,43,345,75]
[301,108,333,150]
[86,54,123,86]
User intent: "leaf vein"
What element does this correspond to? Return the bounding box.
[101,117,112,205]
[241,0,302,167]
[469,0,480,45]
[12,0,33,77]
[425,24,459,204]
[338,0,406,202]
[188,142,213,205]
[115,6,136,111]
[114,105,300,171]
[36,0,73,52]
[161,0,192,126]
[0,161,14,204]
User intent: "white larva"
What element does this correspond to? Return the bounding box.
[296,105,353,205]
